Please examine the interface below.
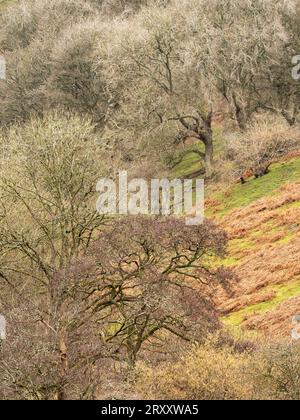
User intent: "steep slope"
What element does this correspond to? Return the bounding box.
[207,157,300,339]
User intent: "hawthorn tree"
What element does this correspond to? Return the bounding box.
[69,216,230,370]
[0,112,110,399]
[189,0,293,130]
[0,0,114,126]
[105,3,216,176]
[226,117,300,182]
[0,214,230,398]
[46,20,115,128]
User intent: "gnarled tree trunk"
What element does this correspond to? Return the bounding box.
[174,108,214,178]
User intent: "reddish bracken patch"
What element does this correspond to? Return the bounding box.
[244,295,300,337]
[213,182,300,339]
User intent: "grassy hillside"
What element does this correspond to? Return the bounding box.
[174,154,300,339]
[215,158,300,338]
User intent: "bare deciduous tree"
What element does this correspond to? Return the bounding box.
[69,216,229,370]
[226,117,300,182]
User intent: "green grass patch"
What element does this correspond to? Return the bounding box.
[249,218,299,246]
[276,199,300,214]
[277,232,296,245]
[171,151,203,178]
[216,255,241,267]
[171,129,225,179]
[203,253,241,269]
[211,158,300,217]
[228,238,256,253]
[223,279,300,327]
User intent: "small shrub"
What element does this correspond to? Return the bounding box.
[136,338,255,400]
[226,116,300,182]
